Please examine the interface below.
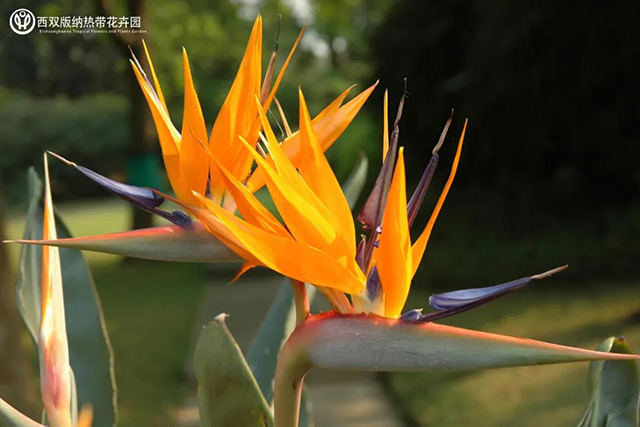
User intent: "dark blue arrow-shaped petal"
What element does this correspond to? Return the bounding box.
[415,265,568,322]
[48,152,192,229]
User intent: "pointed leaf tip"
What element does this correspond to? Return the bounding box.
[194,315,273,427]
[578,337,639,427]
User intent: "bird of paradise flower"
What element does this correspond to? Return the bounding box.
[9,17,639,427]
[158,87,638,426]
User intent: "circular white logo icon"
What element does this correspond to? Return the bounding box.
[9,8,36,35]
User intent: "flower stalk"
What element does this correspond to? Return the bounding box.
[273,328,311,427]
[289,279,309,325]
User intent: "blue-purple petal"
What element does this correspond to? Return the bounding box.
[400,309,423,321]
[366,266,381,301]
[75,164,163,209]
[49,152,192,228]
[416,266,568,322]
[428,276,533,310]
[357,91,406,271]
[357,95,404,231]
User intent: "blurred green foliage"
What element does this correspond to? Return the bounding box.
[0,0,388,204]
[0,91,129,204]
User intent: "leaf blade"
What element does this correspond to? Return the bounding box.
[194,314,273,427]
[0,397,43,427]
[579,337,640,427]
[15,167,117,427]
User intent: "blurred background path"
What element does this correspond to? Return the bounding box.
[173,268,404,427]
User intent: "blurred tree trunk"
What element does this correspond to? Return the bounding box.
[0,183,33,415]
[98,0,158,231]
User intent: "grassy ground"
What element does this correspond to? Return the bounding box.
[389,282,640,427]
[6,199,208,427]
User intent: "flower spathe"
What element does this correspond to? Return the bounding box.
[40,154,73,427]
[0,155,94,427]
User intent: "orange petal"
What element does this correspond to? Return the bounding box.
[141,40,168,113]
[254,98,324,209]
[297,88,356,255]
[382,89,389,161]
[203,198,364,294]
[211,155,289,238]
[261,24,305,109]
[247,82,377,192]
[208,16,263,200]
[130,59,184,198]
[411,120,467,276]
[230,24,306,196]
[76,404,94,427]
[314,85,355,122]
[377,148,412,318]
[179,49,209,204]
[239,135,341,256]
[230,260,258,283]
[168,193,258,264]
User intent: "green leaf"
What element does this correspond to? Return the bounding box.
[15,169,43,341]
[9,222,241,263]
[194,314,274,427]
[246,282,316,427]
[578,337,640,427]
[15,168,117,427]
[290,313,640,372]
[0,397,42,427]
[247,282,300,402]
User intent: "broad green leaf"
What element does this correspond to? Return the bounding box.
[290,313,640,372]
[9,222,240,263]
[15,168,117,427]
[194,314,274,427]
[578,337,639,427]
[247,282,300,402]
[246,281,316,427]
[15,169,43,341]
[0,397,42,427]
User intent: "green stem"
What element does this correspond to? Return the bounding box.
[274,327,311,427]
[289,279,309,325]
